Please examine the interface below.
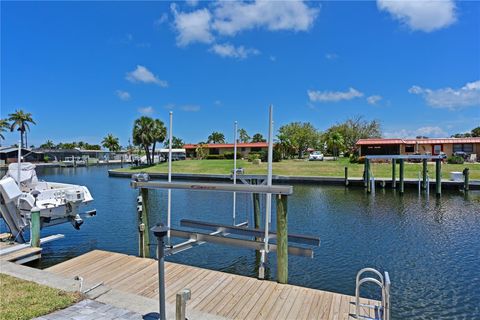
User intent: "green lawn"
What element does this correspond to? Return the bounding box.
[0,274,81,320]
[117,158,480,180]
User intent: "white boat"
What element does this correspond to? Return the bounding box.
[62,156,87,167]
[0,163,95,243]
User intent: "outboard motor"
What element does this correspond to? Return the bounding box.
[65,189,85,230]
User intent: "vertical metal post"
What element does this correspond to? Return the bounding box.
[17,141,21,187]
[391,159,396,189]
[422,159,427,190]
[152,224,168,320]
[435,159,442,196]
[276,194,288,284]
[399,159,404,194]
[30,208,41,247]
[344,167,349,186]
[167,111,173,244]
[233,121,238,225]
[463,168,469,191]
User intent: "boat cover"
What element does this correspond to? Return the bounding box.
[3,162,39,185]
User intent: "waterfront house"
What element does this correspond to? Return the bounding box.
[356,137,480,159]
[183,142,268,158]
[0,146,43,164]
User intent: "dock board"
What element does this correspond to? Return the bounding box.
[0,240,42,264]
[46,250,380,319]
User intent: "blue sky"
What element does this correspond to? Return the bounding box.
[1,0,479,147]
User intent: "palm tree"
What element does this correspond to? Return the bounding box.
[102,134,121,152]
[238,128,250,143]
[40,140,55,149]
[0,119,9,145]
[207,131,226,144]
[133,116,154,165]
[326,131,344,159]
[150,119,167,164]
[251,133,266,143]
[8,110,36,148]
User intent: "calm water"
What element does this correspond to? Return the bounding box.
[2,165,479,319]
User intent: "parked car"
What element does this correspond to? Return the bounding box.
[453,151,469,160]
[309,151,324,161]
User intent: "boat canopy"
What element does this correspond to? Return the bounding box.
[3,162,38,185]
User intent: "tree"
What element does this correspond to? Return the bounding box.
[277,122,320,158]
[328,116,381,154]
[472,127,480,137]
[133,116,154,165]
[164,136,184,149]
[207,131,226,144]
[251,133,266,143]
[195,143,208,159]
[40,140,55,149]
[0,119,9,144]
[451,127,480,138]
[238,128,250,143]
[324,131,345,159]
[151,119,167,164]
[8,110,36,148]
[102,134,120,152]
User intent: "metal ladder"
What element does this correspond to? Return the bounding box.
[355,268,391,320]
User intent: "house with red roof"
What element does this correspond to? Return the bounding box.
[183,142,268,158]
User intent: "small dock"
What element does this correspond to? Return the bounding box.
[46,250,380,319]
[0,233,42,264]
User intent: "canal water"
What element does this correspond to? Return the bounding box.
[2,165,479,319]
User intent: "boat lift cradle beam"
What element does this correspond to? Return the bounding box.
[167,228,313,258]
[131,180,293,195]
[180,219,320,246]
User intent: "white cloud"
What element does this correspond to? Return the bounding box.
[214,100,222,106]
[138,106,155,115]
[377,0,456,32]
[308,87,364,102]
[409,80,480,109]
[384,126,447,138]
[181,105,201,112]
[116,90,131,101]
[210,43,260,59]
[416,126,447,137]
[126,65,168,87]
[155,13,169,26]
[186,0,199,7]
[367,95,382,105]
[171,4,214,47]
[212,1,319,36]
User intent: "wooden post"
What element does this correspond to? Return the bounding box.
[365,159,370,192]
[276,194,288,284]
[399,159,404,194]
[392,159,396,189]
[140,188,150,258]
[344,167,349,186]
[30,209,41,247]
[175,289,191,320]
[422,159,428,190]
[435,159,442,196]
[463,168,470,191]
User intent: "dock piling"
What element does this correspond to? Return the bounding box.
[30,209,41,247]
[276,194,288,284]
[422,159,428,190]
[392,159,396,189]
[435,160,442,196]
[139,188,150,258]
[365,159,371,193]
[463,168,470,191]
[399,159,405,194]
[344,167,349,187]
[176,289,191,320]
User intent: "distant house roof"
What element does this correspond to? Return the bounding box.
[356,137,480,146]
[0,146,36,154]
[183,142,268,149]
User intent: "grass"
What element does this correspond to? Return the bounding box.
[116,157,480,180]
[0,274,81,320]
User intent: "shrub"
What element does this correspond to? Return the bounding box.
[447,155,464,164]
[206,154,225,160]
[223,152,242,160]
[247,153,261,162]
[349,153,359,163]
[260,145,282,162]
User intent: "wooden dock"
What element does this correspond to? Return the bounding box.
[0,233,42,264]
[46,250,380,319]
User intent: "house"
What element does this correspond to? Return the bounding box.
[356,137,480,159]
[0,146,43,164]
[183,142,268,158]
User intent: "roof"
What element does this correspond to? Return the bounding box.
[356,137,480,146]
[183,142,269,149]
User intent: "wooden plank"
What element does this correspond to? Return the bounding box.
[0,246,41,262]
[232,281,272,319]
[255,283,285,319]
[328,291,342,320]
[200,275,246,314]
[286,287,309,319]
[275,286,301,320]
[295,288,317,320]
[225,279,265,319]
[0,233,12,240]
[264,285,294,320]
[215,277,258,317]
[242,282,277,319]
[188,272,232,309]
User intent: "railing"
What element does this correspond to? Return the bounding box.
[355,267,391,320]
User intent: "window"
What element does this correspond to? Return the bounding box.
[210,148,219,155]
[251,147,262,152]
[405,145,415,152]
[454,143,473,153]
[241,147,246,152]
[433,144,442,155]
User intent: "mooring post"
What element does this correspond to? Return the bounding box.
[140,188,150,258]
[253,181,261,233]
[422,159,428,190]
[463,168,470,191]
[365,159,370,191]
[435,159,442,196]
[152,224,168,320]
[392,159,396,189]
[344,167,349,187]
[276,194,288,284]
[176,289,191,320]
[30,208,41,247]
[399,159,404,194]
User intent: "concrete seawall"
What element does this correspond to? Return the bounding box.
[108,170,479,190]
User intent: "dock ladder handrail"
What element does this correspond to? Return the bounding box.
[355,267,391,320]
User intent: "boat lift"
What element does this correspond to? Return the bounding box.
[132,106,320,283]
